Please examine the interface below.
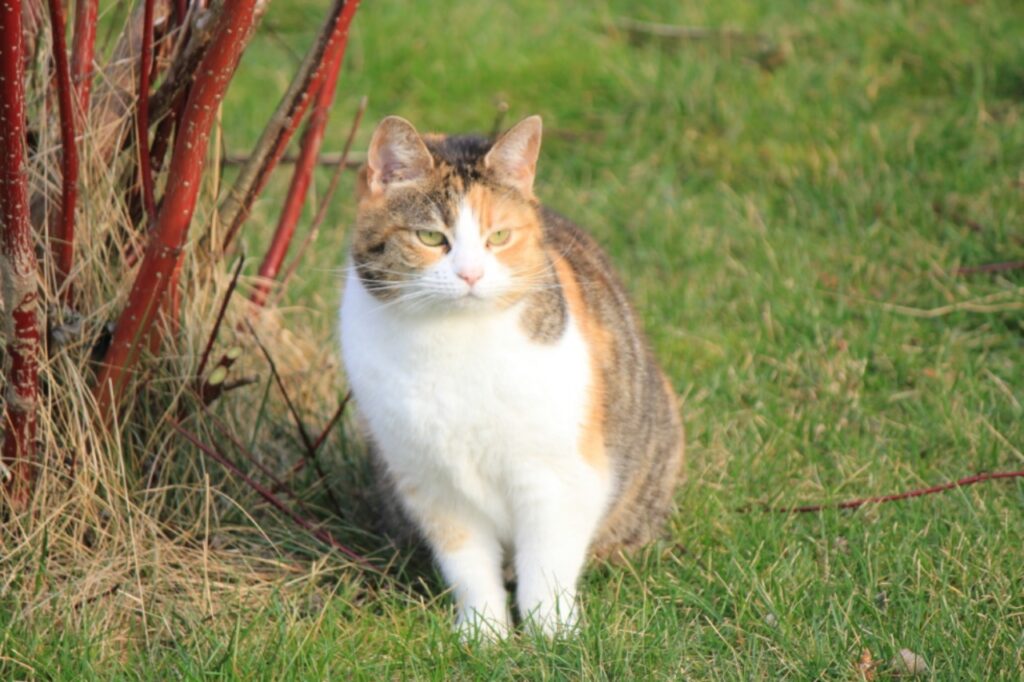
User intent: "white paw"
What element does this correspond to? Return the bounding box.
[455,609,511,643]
[521,597,580,638]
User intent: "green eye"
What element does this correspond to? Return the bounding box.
[487,229,511,246]
[417,230,446,247]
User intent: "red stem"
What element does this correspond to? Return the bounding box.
[220,0,361,252]
[762,470,1024,513]
[1,0,41,507]
[70,0,98,112]
[94,0,258,418]
[274,96,367,305]
[250,31,351,307]
[136,0,157,224]
[46,0,79,298]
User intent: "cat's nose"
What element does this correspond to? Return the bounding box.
[457,267,483,286]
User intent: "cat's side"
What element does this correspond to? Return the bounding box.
[339,115,683,638]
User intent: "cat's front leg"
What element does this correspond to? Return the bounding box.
[513,475,607,636]
[401,492,510,640]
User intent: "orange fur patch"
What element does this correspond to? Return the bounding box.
[550,252,611,471]
[463,185,546,300]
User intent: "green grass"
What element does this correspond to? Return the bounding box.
[7,0,1024,678]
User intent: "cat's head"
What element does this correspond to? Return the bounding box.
[350,115,548,313]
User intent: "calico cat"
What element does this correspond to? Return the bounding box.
[339,115,684,638]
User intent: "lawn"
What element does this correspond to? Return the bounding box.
[4,0,1023,678]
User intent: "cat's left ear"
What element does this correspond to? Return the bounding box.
[484,115,542,198]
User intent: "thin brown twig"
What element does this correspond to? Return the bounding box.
[196,256,244,380]
[311,390,351,454]
[244,320,347,519]
[167,417,373,568]
[286,390,351,480]
[955,260,1024,276]
[221,150,364,167]
[755,470,1024,514]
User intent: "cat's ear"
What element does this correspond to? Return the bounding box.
[484,115,542,198]
[366,116,434,196]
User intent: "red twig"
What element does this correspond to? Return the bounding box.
[219,0,361,252]
[94,0,257,419]
[311,390,351,454]
[955,260,1024,276]
[1,0,41,507]
[285,391,351,480]
[197,256,244,380]
[271,96,367,306]
[759,470,1024,514]
[167,417,372,567]
[250,22,355,307]
[244,320,346,518]
[46,0,79,297]
[70,0,98,112]
[136,0,157,224]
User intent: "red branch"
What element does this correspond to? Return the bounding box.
[761,470,1024,514]
[94,0,258,418]
[70,0,98,112]
[1,0,41,507]
[46,0,79,296]
[250,31,351,307]
[274,97,366,304]
[219,0,361,252]
[136,0,157,224]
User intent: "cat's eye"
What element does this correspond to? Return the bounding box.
[487,229,511,247]
[417,230,447,247]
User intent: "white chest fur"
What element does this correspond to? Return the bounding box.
[340,272,609,537]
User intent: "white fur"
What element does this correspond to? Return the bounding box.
[339,203,613,638]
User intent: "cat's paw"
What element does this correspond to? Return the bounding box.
[455,610,511,644]
[521,600,581,639]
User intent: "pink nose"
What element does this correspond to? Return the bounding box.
[457,268,483,286]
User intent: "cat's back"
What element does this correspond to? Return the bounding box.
[537,207,685,558]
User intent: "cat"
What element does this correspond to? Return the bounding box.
[339,114,684,638]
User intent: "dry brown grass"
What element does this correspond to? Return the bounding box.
[0,15,363,663]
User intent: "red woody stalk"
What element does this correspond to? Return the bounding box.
[94,0,258,418]
[1,0,41,507]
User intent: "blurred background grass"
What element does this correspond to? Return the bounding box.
[8,0,1024,677]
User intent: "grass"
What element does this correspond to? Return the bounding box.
[4,0,1024,678]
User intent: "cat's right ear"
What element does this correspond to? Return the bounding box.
[366,116,434,196]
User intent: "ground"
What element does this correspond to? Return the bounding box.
[4,0,1023,678]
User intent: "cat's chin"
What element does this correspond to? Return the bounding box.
[443,291,500,313]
